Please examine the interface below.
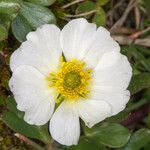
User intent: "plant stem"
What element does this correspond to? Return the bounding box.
[15,133,44,150]
[61,0,85,9]
[46,140,57,150]
[65,10,97,18]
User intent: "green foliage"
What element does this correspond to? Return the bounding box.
[83,123,131,148]
[76,1,95,14]
[0,96,5,105]
[132,48,150,72]
[2,98,51,144]
[92,8,106,26]
[11,2,56,42]
[0,0,21,19]
[128,73,150,95]
[96,0,109,6]
[144,113,150,129]
[63,137,103,150]
[122,128,150,150]
[0,24,7,41]
[0,0,21,41]
[106,110,130,123]
[25,0,56,6]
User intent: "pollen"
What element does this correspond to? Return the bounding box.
[46,58,92,101]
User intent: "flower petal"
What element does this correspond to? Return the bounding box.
[75,100,111,128]
[50,101,80,146]
[91,90,130,115]
[91,52,132,115]
[60,18,120,68]
[24,96,55,125]
[93,52,132,91]
[83,27,120,68]
[9,65,57,125]
[60,18,96,62]
[10,24,62,75]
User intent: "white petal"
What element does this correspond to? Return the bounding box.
[75,100,111,128]
[24,96,55,125]
[10,24,62,75]
[93,52,132,91]
[95,51,121,69]
[83,27,120,68]
[91,52,132,115]
[60,19,120,68]
[60,18,96,61]
[9,65,57,125]
[50,101,80,146]
[91,89,130,115]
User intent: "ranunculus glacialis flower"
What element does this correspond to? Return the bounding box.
[9,18,132,146]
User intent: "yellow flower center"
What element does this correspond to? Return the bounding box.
[46,58,92,101]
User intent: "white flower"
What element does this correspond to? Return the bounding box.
[9,18,132,146]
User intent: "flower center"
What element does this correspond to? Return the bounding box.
[46,58,92,101]
[64,71,81,89]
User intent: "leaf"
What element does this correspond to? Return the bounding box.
[144,113,150,129]
[0,24,8,41]
[122,128,150,150]
[144,142,150,150]
[11,14,32,42]
[128,73,150,95]
[3,97,51,144]
[6,97,24,117]
[11,2,56,42]
[0,0,21,20]
[145,0,150,15]
[63,136,107,150]
[3,111,42,139]
[0,14,12,29]
[0,0,21,41]
[0,96,5,105]
[83,123,131,148]
[97,0,109,6]
[76,1,95,14]
[92,8,106,26]
[132,48,150,72]
[25,0,56,6]
[106,110,130,123]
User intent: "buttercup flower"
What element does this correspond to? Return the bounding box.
[9,18,132,146]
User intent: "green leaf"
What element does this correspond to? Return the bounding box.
[11,14,32,42]
[6,97,24,117]
[144,113,150,129]
[3,111,42,139]
[76,1,95,14]
[132,48,150,72]
[144,142,150,150]
[106,110,130,123]
[92,8,106,26]
[11,2,56,42]
[128,73,150,95]
[145,0,150,15]
[63,137,101,150]
[97,0,109,6]
[0,0,21,41]
[83,123,131,148]
[0,0,21,20]
[3,98,51,144]
[25,0,56,6]
[122,128,150,150]
[0,24,8,41]
[0,96,5,105]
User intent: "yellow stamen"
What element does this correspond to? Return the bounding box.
[46,58,92,101]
